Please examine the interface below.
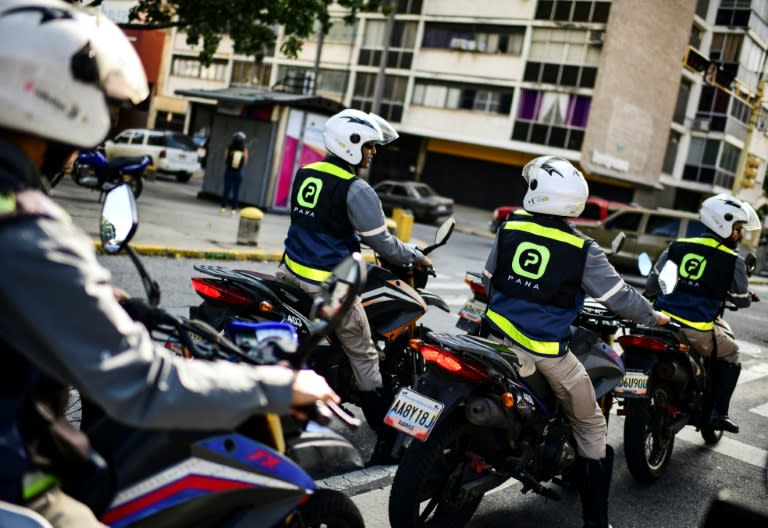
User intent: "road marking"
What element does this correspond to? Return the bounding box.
[677,427,768,468]
[739,361,768,384]
[749,401,768,418]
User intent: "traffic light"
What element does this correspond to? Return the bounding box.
[684,46,710,74]
[683,46,736,89]
[742,153,761,189]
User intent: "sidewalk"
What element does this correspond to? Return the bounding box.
[52,172,495,261]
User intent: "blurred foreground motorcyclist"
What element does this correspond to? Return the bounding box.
[646,193,760,433]
[0,2,338,526]
[481,156,669,528]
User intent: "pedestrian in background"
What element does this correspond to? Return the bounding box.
[220,131,249,215]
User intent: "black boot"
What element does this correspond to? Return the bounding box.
[358,389,399,466]
[709,361,741,433]
[575,445,614,528]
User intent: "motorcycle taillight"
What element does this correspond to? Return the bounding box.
[464,274,487,298]
[419,343,489,382]
[191,277,251,305]
[617,334,668,352]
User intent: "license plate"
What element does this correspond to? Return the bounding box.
[613,370,649,397]
[458,299,486,324]
[384,388,444,442]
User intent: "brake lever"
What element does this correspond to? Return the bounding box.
[325,399,362,429]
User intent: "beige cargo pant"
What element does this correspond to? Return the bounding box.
[276,264,382,391]
[491,335,607,460]
[681,317,740,364]
[26,487,106,528]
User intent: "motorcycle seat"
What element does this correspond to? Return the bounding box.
[107,156,150,169]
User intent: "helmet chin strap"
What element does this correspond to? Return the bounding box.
[41,141,78,192]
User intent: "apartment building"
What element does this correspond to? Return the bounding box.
[105,0,768,213]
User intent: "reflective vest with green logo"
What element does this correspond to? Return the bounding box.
[284,159,361,283]
[654,236,737,331]
[486,215,588,357]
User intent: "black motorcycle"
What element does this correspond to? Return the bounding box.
[385,305,627,527]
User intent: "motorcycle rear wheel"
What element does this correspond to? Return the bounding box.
[298,488,364,528]
[388,420,484,528]
[122,174,143,198]
[623,400,674,483]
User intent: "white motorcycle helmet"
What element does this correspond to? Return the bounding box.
[699,193,761,238]
[323,109,399,165]
[521,155,589,217]
[0,0,148,148]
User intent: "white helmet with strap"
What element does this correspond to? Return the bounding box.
[699,193,761,238]
[522,155,589,217]
[0,0,148,148]
[323,109,399,165]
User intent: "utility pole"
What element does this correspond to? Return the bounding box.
[371,0,397,115]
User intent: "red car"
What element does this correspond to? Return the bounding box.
[489,197,631,232]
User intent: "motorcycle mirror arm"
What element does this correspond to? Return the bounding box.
[125,245,161,307]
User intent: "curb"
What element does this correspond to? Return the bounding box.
[316,464,397,497]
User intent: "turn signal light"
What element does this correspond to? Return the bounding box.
[259,300,273,313]
[190,278,251,306]
[500,392,516,408]
[408,339,423,351]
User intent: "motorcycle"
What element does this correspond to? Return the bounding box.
[384,309,627,526]
[51,148,150,199]
[67,183,367,527]
[188,217,456,412]
[612,252,760,484]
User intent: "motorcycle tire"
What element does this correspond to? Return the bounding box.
[176,171,192,183]
[388,419,483,528]
[123,174,143,199]
[623,399,674,484]
[298,488,364,528]
[700,424,724,445]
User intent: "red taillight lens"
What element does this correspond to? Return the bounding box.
[159,149,167,158]
[618,334,668,352]
[419,343,488,382]
[464,275,487,297]
[191,278,251,306]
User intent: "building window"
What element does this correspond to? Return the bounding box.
[695,0,709,19]
[421,23,525,55]
[396,0,423,14]
[351,72,407,122]
[358,20,417,69]
[673,80,690,125]
[715,1,751,26]
[171,55,228,81]
[412,81,513,114]
[683,138,736,188]
[696,85,732,131]
[534,1,611,23]
[275,66,348,99]
[312,18,358,44]
[231,60,272,86]
[512,89,591,149]
[524,28,601,88]
[662,130,680,174]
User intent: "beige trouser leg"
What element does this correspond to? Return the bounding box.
[276,264,382,391]
[26,487,106,528]
[681,318,740,364]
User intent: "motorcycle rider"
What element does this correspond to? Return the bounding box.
[645,193,760,433]
[481,155,669,528]
[276,108,432,465]
[0,2,339,526]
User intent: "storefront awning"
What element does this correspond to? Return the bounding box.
[174,87,345,115]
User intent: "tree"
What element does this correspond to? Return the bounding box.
[75,0,385,66]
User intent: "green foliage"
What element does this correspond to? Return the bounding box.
[124,0,385,66]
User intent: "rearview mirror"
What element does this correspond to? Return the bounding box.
[638,253,653,277]
[658,260,679,295]
[419,217,456,255]
[100,184,137,253]
[745,253,757,277]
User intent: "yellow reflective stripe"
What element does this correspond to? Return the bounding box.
[512,209,532,216]
[677,237,737,256]
[503,221,585,248]
[22,472,58,500]
[0,192,16,214]
[304,161,355,180]
[284,254,331,282]
[660,310,714,331]
[486,309,561,356]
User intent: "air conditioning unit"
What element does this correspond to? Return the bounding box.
[588,30,605,45]
[449,37,466,50]
[464,39,477,51]
[691,117,711,130]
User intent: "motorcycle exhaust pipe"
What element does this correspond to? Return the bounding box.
[656,361,689,384]
[466,397,510,429]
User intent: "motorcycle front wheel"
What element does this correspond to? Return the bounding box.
[298,488,364,528]
[623,399,674,483]
[388,419,485,528]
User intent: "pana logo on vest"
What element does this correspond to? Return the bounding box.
[297,177,323,208]
[680,253,707,281]
[511,242,551,280]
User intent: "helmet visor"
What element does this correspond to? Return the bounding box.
[89,12,149,104]
[368,113,399,145]
[739,201,762,231]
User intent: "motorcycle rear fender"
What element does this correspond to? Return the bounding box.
[412,368,477,417]
[285,427,364,477]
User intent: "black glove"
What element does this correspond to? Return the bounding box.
[120,298,175,328]
[751,290,761,303]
